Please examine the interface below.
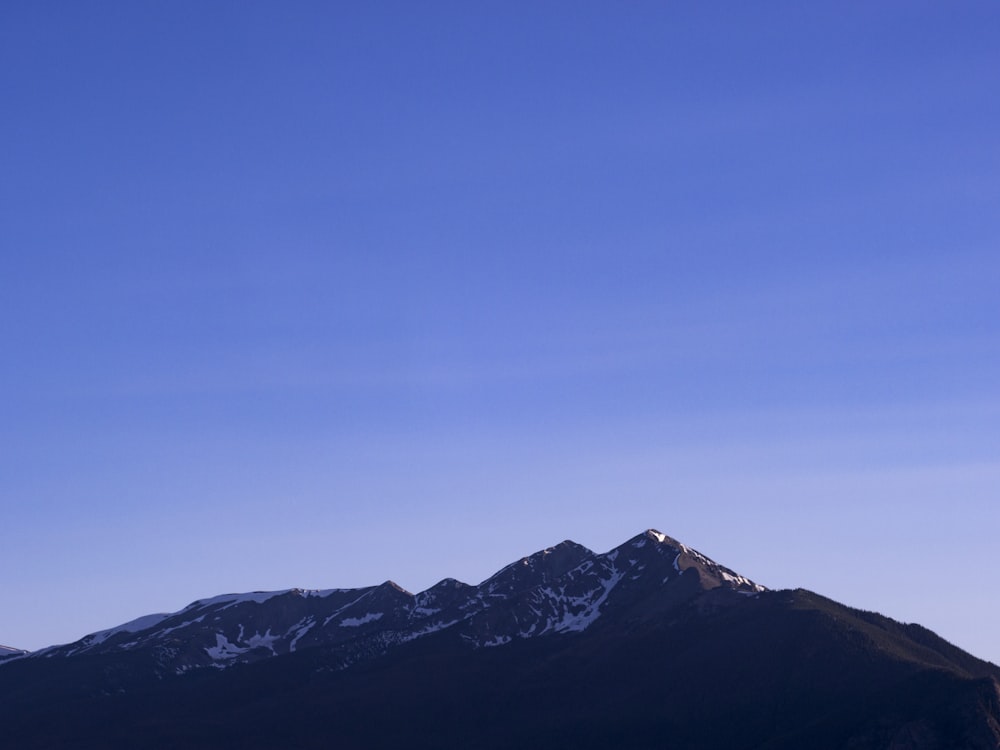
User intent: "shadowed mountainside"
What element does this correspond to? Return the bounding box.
[1,530,998,749]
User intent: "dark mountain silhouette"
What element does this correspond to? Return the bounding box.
[1,529,997,749]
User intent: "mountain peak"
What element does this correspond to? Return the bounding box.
[479,538,595,597]
[550,539,589,551]
[620,528,682,550]
[379,580,411,594]
[643,528,676,545]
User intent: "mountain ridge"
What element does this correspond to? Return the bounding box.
[2,528,998,750]
[16,528,762,673]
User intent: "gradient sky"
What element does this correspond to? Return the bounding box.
[2,2,998,664]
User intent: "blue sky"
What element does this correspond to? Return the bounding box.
[2,2,999,663]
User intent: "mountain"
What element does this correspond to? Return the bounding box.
[26,529,761,673]
[2,529,998,749]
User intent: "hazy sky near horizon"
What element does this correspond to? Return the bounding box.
[2,3,999,663]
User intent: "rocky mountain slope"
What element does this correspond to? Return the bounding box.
[2,529,998,750]
[24,529,761,674]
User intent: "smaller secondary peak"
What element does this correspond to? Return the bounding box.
[429,577,472,589]
[535,540,592,558]
[528,539,594,565]
[378,580,412,595]
[481,539,594,592]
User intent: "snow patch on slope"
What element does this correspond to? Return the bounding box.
[340,612,384,627]
[205,630,279,661]
[550,567,626,633]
